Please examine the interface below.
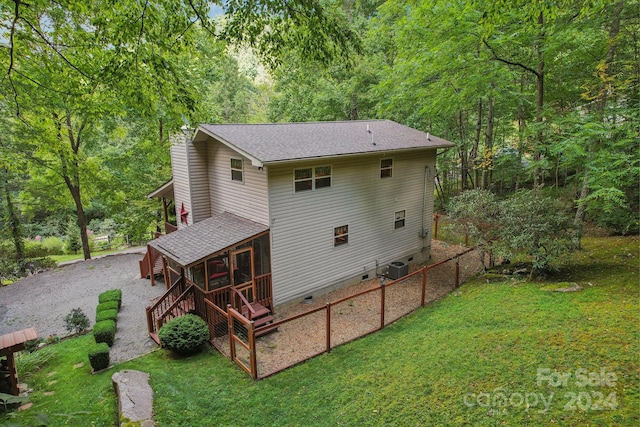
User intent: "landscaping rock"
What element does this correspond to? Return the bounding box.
[112,370,154,426]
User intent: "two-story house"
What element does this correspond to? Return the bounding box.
[143,120,453,339]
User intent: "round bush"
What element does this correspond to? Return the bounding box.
[158,314,209,356]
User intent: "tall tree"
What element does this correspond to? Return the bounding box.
[0,0,359,260]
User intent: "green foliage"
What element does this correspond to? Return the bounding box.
[64,308,90,335]
[98,289,122,309]
[96,301,119,316]
[64,221,82,255]
[93,320,116,347]
[24,338,43,353]
[87,342,110,372]
[448,189,576,273]
[95,309,118,324]
[40,236,65,255]
[158,314,209,356]
[15,346,55,380]
[499,190,575,272]
[0,393,29,412]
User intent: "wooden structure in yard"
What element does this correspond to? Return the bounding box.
[0,327,38,396]
[145,212,274,345]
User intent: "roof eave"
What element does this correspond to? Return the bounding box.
[147,179,174,199]
[193,126,264,167]
[260,143,456,165]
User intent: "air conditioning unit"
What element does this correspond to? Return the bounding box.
[388,261,408,280]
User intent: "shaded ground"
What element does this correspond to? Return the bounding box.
[213,240,485,377]
[0,251,166,363]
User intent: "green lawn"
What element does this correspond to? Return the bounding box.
[4,236,638,426]
[49,247,141,264]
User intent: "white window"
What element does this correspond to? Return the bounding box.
[294,166,332,192]
[334,225,349,247]
[231,158,243,182]
[394,210,406,229]
[380,158,393,178]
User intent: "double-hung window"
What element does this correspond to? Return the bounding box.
[231,158,243,182]
[380,158,393,178]
[394,210,406,229]
[334,225,349,247]
[294,166,331,192]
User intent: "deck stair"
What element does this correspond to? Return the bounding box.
[146,279,194,344]
[242,302,276,337]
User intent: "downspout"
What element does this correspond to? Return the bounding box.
[421,165,431,240]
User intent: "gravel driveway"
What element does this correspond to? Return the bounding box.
[0,250,167,363]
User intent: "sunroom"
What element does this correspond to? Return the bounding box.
[145,212,273,342]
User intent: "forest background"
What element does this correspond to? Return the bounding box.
[0,0,637,281]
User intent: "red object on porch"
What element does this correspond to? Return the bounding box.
[0,327,38,396]
[179,203,189,225]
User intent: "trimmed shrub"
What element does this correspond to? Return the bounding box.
[64,308,90,334]
[95,309,118,324]
[96,301,119,316]
[158,314,209,356]
[88,342,110,371]
[98,289,122,309]
[93,320,116,347]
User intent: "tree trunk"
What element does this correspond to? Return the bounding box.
[57,111,91,260]
[481,95,494,190]
[2,169,25,272]
[533,11,545,187]
[471,98,482,189]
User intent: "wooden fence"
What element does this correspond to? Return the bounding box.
[210,246,479,380]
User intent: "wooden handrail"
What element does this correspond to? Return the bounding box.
[230,286,255,319]
[159,284,194,319]
[147,277,183,314]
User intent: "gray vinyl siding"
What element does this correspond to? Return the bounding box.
[208,142,269,225]
[268,149,437,305]
[170,144,191,230]
[187,142,211,224]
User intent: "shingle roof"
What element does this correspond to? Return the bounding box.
[148,212,269,267]
[194,120,454,166]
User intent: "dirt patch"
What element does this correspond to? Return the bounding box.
[214,241,484,378]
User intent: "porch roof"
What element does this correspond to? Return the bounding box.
[147,179,174,199]
[148,212,269,268]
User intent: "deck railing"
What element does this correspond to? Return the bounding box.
[146,277,189,338]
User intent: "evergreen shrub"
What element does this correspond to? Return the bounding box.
[93,320,116,347]
[158,314,209,356]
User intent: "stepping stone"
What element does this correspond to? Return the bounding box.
[112,370,154,426]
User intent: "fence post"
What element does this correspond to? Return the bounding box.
[420,267,427,306]
[227,304,235,360]
[455,257,460,288]
[380,280,386,330]
[146,306,153,334]
[249,321,257,380]
[148,244,155,287]
[326,303,331,353]
[434,214,439,239]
